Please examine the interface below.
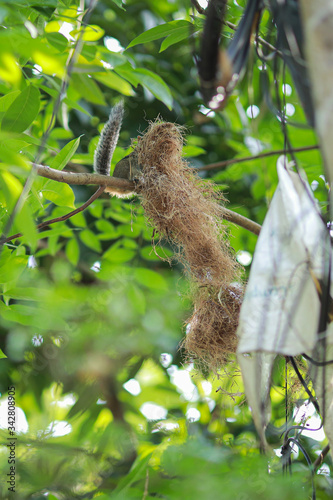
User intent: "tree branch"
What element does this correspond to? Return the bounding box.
[191,0,205,14]
[34,163,261,236]
[313,444,330,471]
[199,144,319,172]
[1,187,105,244]
[2,161,262,245]
[222,207,261,235]
[33,163,135,191]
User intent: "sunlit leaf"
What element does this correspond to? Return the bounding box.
[49,137,81,171]
[0,171,23,209]
[94,71,134,96]
[0,52,21,84]
[2,86,40,133]
[41,181,75,208]
[71,25,105,41]
[32,50,66,77]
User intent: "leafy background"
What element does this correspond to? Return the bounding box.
[0,0,331,498]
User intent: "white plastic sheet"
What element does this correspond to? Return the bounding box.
[236,159,330,448]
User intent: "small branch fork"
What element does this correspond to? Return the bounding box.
[0,186,105,245]
[2,159,264,245]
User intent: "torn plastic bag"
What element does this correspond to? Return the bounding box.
[236,158,328,448]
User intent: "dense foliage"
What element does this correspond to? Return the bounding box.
[0,0,331,498]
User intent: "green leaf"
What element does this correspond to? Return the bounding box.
[127,20,191,49]
[112,454,152,497]
[46,32,68,52]
[63,104,90,124]
[103,245,135,263]
[118,68,172,109]
[70,211,86,228]
[48,137,81,171]
[136,69,173,109]
[140,245,173,261]
[96,219,119,240]
[134,268,167,290]
[0,348,7,359]
[160,25,195,52]
[89,202,103,219]
[71,25,105,41]
[183,145,206,157]
[0,91,20,113]
[110,0,125,10]
[98,48,127,68]
[79,229,102,252]
[35,224,73,241]
[66,238,80,265]
[117,223,142,238]
[41,180,75,208]
[94,72,134,96]
[1,85,40,133]
[0,249,28,285]
[71,74,106,105]
[0,171,23,209]
[15,203,38,251]
[3,287,42,301]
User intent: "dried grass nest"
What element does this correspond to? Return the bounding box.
[135,120,243,371]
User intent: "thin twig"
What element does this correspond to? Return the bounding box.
[1,164,261,243]
[313,444,330,471]
[142,468,149,500]
[222,207,261,235]
[1,187,105,245]
[199,144,320,172]
[191,0,205,14]
[224,20,282,56]
[33,164,261,236]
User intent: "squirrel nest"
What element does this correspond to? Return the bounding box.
[136,120,242,372]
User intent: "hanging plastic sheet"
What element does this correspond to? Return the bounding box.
[236,158,330,449]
